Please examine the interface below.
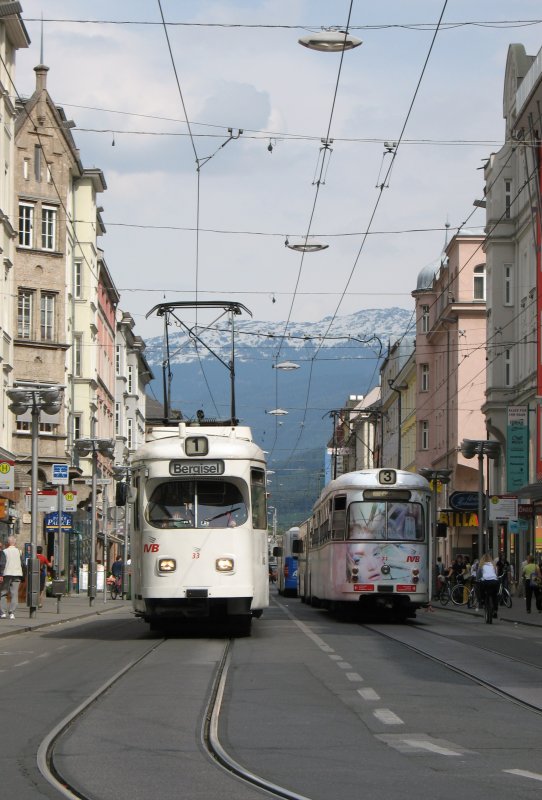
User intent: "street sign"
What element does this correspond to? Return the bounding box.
[0,459,15,491]
[45,512,73,530]
[84,478,112,486]
[52,463,69,485]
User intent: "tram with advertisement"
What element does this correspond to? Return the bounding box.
[295,468,432,620]
[119,301,269,636]
[273,526,300,596]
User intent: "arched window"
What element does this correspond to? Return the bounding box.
[473,265,486,301]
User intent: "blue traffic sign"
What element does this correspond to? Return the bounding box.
[52,463,69,484]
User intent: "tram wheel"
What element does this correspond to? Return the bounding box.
[229,615,252,637]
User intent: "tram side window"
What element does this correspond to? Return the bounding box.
[132,476,140,530]
[251,468,267,529]
[331,495,346,540]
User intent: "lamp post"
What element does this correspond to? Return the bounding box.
[112,464,133,598]
[7,383,63,618]
[74,436,115,606]
[460,439,501,559]
[419,468,452,600]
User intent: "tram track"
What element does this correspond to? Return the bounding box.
[37,635,313,800]
[362,618,542,717]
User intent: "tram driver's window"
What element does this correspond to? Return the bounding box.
[197,481,247,528]
[146,481,195,528]
[348,502,386,539]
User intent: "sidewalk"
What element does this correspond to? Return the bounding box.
[434,592,542,627]
[0,592,130,638]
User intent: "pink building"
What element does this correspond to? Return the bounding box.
[413,231,488,558]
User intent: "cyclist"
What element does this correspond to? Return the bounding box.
[111,555,123,597]
[477,553,499,619]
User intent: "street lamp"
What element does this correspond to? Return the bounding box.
[7,383,63,618]
[284,237,329,252]
[419,467,453,600]
[74,436,115,606]
[460,439,501,559]
[298,29,362,52]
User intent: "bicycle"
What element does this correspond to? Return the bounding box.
[451,579,473,606]
[439,576,466,606]
[110,576,122,600]
[497,575,512,608]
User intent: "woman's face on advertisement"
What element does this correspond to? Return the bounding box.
[351,545,383,581]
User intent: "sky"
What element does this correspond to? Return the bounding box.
[14,1,542,343]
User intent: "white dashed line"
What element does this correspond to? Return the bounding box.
[337,661,353,669]
[504,770,542,783]
[14,661,31,667]
[358,687,380,701]
[329,654,342,661]
[403,738,462,756]
[373,708,404,725]
[346,672,363,682]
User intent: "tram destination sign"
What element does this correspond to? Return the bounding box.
[169,459,225,476]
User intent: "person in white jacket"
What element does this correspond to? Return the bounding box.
[0,536,25,619]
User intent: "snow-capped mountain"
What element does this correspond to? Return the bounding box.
[144,307,413,526]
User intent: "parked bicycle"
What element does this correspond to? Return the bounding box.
[497,575,512,608]
[439,576,466,607]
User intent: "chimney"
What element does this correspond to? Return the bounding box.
[34,64,49,126]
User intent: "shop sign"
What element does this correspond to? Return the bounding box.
[449,491,479,511]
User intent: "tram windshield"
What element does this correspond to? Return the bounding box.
[146,480,248,529]
[347,500,424,541]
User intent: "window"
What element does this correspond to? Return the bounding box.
[74,261,82,299]
[420,420,429,450]
[504,179,511,219]
[73,334,82,376]
[127,365,134,394]
[127,418,134,449]
[503,264,513,306]
[73,414,82,441]
[40,293,55,340]
[145,480,248,529]
[473,265,486,300]
[23,159,29,180]
[17,420,56,434]
[18,203,34,247]
[115,345,121,375]
[504,349,511,387]
[18,290,33,338]
[41,206,57,250]
[34,145,41,181]
[420,363,429,392]
[421,305,430,333]
[115,403,121,435]
[347,500,424,541]
[251,468,267,529]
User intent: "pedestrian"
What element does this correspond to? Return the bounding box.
[36,546,53,608]
[496,551,511,590]
[477,553,499,618]
[0,535,25,619]
[521,554,542,614]
[435,556,446,599]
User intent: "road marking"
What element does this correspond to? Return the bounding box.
[329,654,342,660]
[373,708,403,725]
[504,769,542,783]
[358,687,380,701]
[403,738,462,756]
[337,661,353,669]
[346,672,363,682]
[14,660,31,667]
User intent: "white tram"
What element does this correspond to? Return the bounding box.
[127,422,269,635]
[295,468,431,620]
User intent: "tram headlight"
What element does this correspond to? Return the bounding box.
[158,558,176,572]
[216,557,234,572]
